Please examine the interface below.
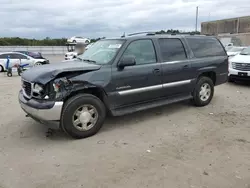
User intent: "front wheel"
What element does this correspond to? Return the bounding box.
[192,76,214,107]
[35,62,42,66]
[61,94,106,139]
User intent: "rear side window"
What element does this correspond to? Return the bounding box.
[13,53,28,59]
[186,37,226,58]
[158,38,187,62]
[0,53,13,59]
[0,54,8,58]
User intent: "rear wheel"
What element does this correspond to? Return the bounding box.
[192,76,214,107]
[61,94,106,139]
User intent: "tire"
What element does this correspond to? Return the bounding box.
[35,62,42,66]
[0,65,4,72]
[7,72,12,77]
[18,67,22,76]
[192,76,214,107]
[61,94,106,139]
[228,76,234,83]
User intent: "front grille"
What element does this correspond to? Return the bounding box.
[22,80,32,97]
[232,62,250,71]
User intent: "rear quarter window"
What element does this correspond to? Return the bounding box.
[186,37,226,58]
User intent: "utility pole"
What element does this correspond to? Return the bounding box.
[195,6,199,32]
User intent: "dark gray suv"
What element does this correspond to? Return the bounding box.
[19,33,228,139]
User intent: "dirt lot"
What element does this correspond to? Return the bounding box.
[0,55,250,188]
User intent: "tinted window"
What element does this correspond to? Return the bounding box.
[158,38,187,61]
[12,53,27,59]
[0,54,8,58]
[123,39,156,65]
[0,53,14,59]
[186,37,226,58]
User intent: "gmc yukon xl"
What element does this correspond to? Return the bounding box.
[18,33,228,139]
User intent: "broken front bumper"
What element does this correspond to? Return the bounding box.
[18,90,63,129]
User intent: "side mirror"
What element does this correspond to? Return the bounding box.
[118,56,136,68]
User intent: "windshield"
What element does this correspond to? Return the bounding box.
[77,39,124,64]
[228,47,244,52]
[240,46,250,55]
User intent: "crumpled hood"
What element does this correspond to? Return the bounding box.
[21,59,101,85]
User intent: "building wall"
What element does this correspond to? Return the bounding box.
[201,16,250,35]
[217,33,250,46]
[201,16,250,46]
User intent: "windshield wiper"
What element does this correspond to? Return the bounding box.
[240,53,249,55]
[81,59,97,63]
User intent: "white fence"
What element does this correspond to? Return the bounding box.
[0,46,67,55]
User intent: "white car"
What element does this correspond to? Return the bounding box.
[228,46,250,82]
[65,51,78,60]
[227,46,246,59]
[0,52,49,72]
[67,36,90,44]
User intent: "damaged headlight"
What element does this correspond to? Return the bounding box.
[33,83,43,93]
[32,83,45,98]
[52,77,73,100]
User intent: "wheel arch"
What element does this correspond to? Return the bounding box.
[63,85,110,112]
[197,70,216,85]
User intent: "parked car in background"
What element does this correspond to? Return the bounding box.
[67,36,90,44]
[227,46,247,59]
[228,46,250,82]
[0,52,49,72]
[65,51,77,60]
[64,42,89,60]
[19,34,228,139]
[224,43,234,51]
[15,51,49,63]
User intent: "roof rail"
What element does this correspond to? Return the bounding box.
[127,31,156,36]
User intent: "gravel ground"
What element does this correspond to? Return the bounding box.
[0,55,250,188]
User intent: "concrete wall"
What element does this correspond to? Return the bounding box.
[201,16,250,35]
[218,33,250,46]
[0,46,67,55]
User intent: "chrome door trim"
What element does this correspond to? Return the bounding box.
[118,79,193,95]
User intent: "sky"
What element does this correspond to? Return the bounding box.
[0,0,250,39]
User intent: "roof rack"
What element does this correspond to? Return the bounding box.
[127,31,156,37]
[122,31,207,38]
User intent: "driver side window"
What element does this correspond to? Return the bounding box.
[13,54,28,59]
[123,39,157,65]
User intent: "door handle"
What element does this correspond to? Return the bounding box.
[183,65,189,69]
[153,68,161,75]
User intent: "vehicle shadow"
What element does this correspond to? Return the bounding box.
[21,101,192,141]
[101,101,192,133]
[228,81,250,87]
